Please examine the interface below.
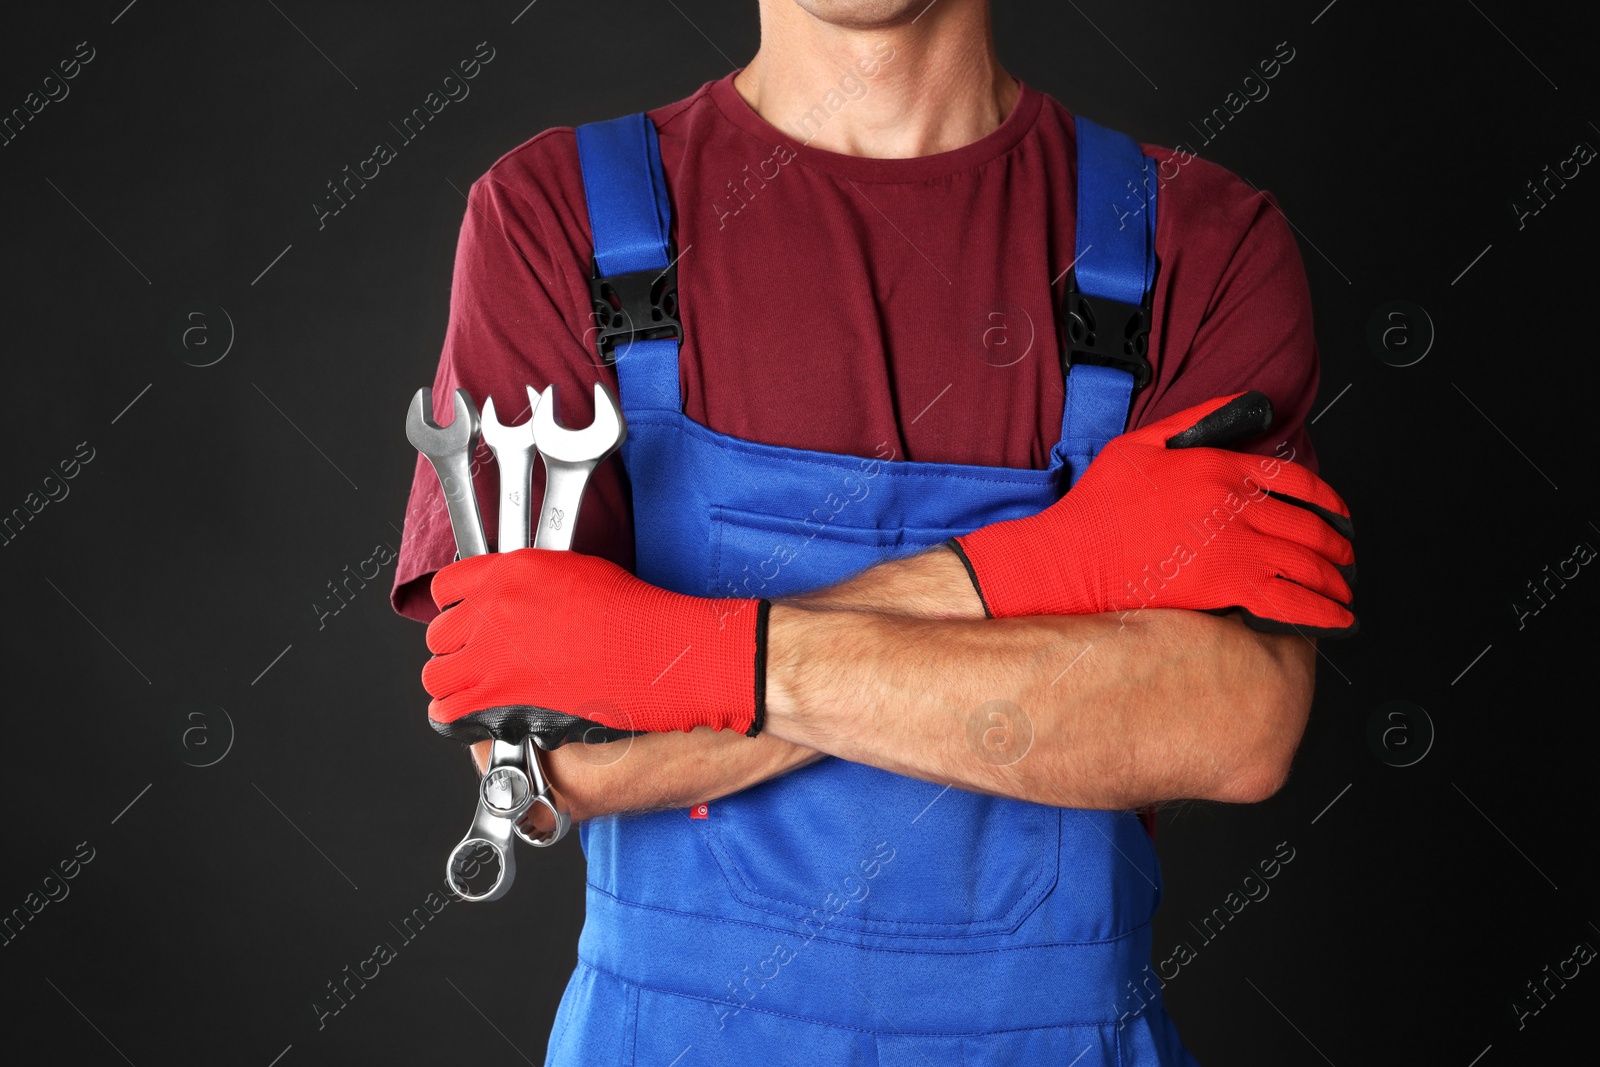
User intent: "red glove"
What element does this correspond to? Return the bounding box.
[423,549,768,742]
[948,392,1357,635]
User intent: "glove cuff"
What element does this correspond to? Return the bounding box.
[944,537,994,619]
[748,598,771,737]
[951,510,1078,619]
[607,579,769,735]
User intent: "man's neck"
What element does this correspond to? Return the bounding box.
[733,0,1016,159]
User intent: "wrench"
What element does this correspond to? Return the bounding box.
[480,388,572,851]
[477,383,636,754]
[405,388,488,560]
[531,382,626,554]
[479,389,540,554]
[407,387,533,902]
[527,382,633,753]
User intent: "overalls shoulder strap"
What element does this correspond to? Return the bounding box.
[573,111,1160,456]
[1053,115,1159,470]
[573,113,684,412]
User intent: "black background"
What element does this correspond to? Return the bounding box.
[2,1,1595,1064]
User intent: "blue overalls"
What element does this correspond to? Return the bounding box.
[548,112,1201,1067]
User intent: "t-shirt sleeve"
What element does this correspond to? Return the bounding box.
[1134,186,1322,476]
[390,166,636,623]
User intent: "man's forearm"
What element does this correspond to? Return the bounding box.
[471,730,820,824]
[501,552,966,824]
[483,729,821,827]
[763,549,1317,809]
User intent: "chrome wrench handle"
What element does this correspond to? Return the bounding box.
[514,728,568,848]
[535,460,588,553]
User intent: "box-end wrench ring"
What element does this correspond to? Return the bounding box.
[443,739,530,903]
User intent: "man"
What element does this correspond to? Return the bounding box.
[392,1,1356,1063]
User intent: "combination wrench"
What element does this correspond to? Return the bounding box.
[406,383,630,902]
[479,388,571,851]
[408,387,536,902]
[522,383,631,751]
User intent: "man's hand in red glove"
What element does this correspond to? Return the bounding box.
[948,391,1357,635]
[423,550,769,743]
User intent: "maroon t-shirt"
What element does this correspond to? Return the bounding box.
[392,71,1320,622]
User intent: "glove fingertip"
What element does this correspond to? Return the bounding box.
[430,554,486,609]
[1231,599,1359,639]
[1164,391,1274,450]
[1264,488,1356,543]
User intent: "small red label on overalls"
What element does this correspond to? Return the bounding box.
[690,803,709,819]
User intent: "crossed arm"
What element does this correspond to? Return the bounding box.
[484,544,1316,827]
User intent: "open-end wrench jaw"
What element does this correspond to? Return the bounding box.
[531,383,626,464]
[406,387,479,459]
[479,388,541,452]
[480,386,542,554]
[530,383,626,559]
[406,387,489,561]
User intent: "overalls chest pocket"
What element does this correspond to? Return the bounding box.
[700,501,1064,940]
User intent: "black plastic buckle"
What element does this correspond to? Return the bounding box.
[1061,268,1154,390]
[588,255,681,365]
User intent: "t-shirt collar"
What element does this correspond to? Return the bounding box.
[705,68,1042,183]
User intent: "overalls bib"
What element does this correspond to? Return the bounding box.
[546,112,1201,1067]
